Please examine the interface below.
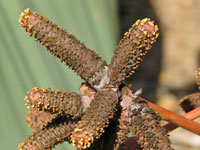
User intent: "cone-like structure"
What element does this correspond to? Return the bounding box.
[25,87,83,118]
[102,111,129,150]
[109,18,159,85]
[26,110,57,132]
[18,119,76,150]
[85,107,129,150]
[112,111,130,149]
[130,102,173,150]
[122,86,173,150]
[18,8,174,150]
[19,8,107,86]
[71,89,118,149]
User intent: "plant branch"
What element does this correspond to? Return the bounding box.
[139,98,200,135]
[164,107,200,133]
[122,87,173,150]
[19,8,107,86]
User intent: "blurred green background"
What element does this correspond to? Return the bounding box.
[0,0,119,149]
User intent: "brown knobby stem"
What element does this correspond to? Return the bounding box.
[121,86,173,150]
[19,8,107,86]
[26,110,57,132]
[131,103,173,150]
[112,111,130,150]
[91,108,130,150]
[25,87,83,118]
[19,8,191,150]
[70,89,118,149]
[83,116,120,150]
[196,68,200,89]
[21,84,95,150]
[164,107,200,133]
[124,106,200,150]
[140,98,200,135]
[81,85,129,150]
[118,96,200,149]
[109,18,159,85]
[18,118,76,150]
[179,92,200,112]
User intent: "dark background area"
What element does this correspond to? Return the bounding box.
[119,0,162,101]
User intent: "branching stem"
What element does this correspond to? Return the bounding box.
[139,98,200,135]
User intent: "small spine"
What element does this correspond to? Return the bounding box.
[25,87,83,118]
[109,18,159,85]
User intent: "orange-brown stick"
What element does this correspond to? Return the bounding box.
[139,98,200,135]
[164,107,200,133]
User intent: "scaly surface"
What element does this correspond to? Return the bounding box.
[25,87,83,118]
[19,8,107,86]
[18,119,76,150]
[26,110,57,132]
[112,111,129,150]
[122,86,173,150]
[130,102,173,150]
[99,111,129,150]
[70,90,118,149]
[109,18,159,85]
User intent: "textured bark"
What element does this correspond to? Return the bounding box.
[130,102,173,150]
[25,87,83,118]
